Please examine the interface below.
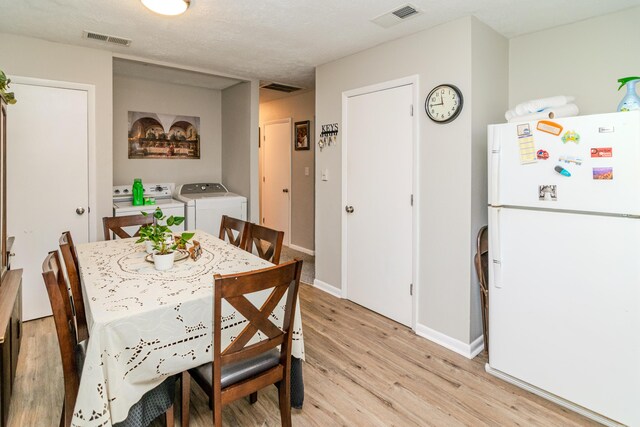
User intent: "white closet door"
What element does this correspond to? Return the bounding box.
[345,84,413,326]
[8,83,89,321]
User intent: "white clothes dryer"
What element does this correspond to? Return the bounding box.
[174,183,247,235]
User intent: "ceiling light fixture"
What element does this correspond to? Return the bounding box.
[141,0,190,16]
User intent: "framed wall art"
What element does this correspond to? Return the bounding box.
[294,120,310,151]
[128,111,200,159]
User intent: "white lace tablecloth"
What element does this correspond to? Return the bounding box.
[73,230,305,426]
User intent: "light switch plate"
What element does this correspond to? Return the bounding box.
[321,169,329,181]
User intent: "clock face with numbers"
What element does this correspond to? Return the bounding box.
[425,84,463,123]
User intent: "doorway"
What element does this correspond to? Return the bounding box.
[7,78,93,321]
[342,77,418,328]
[261,119,291,246]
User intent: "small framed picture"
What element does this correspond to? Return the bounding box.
[294,120,310,151]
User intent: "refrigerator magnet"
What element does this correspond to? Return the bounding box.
[593,167,613,180]
[591,147,612,158]
[561,130,580,144]
[536,149,549,160]
[537,120,563,136]
[517,123,531,137]
[558,155,583,165]
[518,135,537,164]
[539,185,557,201]
[554,165,571,177]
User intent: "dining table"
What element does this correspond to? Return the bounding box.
[72,230,305,426]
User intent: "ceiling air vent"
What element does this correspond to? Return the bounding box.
[83,31,132,47]
[371,4,422,28]
[392,5,419,19]
[260,82,302,93]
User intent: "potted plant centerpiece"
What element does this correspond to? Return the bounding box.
[136,208,194,271]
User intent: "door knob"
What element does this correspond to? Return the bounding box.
[282,189,289,193]
[345,205,354,214]
[76,207,86,215]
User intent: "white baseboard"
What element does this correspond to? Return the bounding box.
[287,244,315,256]
[313,279,342,299]
[485,364,623,427]
[415,323,485,359]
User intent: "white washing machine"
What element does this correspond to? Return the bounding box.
[174,183,247,236]
[112,183,186,238]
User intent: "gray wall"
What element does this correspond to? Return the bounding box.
[509,7,640,115]
[0,33,113,241]
[470,19,509,341]
[315,17,508,345]
[221,81,260,222]
[259,91,315,251]
[113,75,222,185]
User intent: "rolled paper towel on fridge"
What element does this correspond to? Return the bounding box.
[514,96,575,115]
[505,109,517,121]
[508,104,579,123]
[546,103,579,119]
[508,110,553,123]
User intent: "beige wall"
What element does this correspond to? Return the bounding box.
[259,91,315,251]
[0,33,112,241]
[509,7,640,115]
[113,75,222,185]
[315,17,508,345]
[221,81,261,222]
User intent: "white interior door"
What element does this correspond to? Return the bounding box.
[345,83,414,326]
[262,120,291,245]
[8,82,89,321]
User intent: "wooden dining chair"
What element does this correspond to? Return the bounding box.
[474,225,489,355]
[219,215,250,248]
[244,223,285,264]
[103,214,153,240]
[182,259,303,427]
[43,250,177,427]
[42,250,84,427]
[59,231,89,342]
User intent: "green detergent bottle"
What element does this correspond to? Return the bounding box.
[617,77,640,111]
[132,178,144,206]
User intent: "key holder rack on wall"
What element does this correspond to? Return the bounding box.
[318,123,339,152]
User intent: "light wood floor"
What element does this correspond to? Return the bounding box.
[8,283,598,426]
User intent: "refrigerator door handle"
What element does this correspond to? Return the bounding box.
[490,136,501,205]
[490,207,502,288]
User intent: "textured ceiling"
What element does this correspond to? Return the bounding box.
[1,0,639,88]
[113,58,242,90]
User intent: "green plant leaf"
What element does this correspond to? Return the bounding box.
[173,217,185,226]
[181,232,195,241]
[154,208,164,219]
[141,211,148,216]
[167,216,175,226]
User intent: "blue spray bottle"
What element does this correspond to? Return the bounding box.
[617,77,640,111]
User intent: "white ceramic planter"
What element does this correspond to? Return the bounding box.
[153,252,174,271]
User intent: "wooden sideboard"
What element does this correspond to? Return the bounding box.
[0,93,21,427]
[0,269,22,427]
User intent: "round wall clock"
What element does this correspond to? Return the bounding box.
[425,84,463,123]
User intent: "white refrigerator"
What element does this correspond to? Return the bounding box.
[487,111,640,426]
